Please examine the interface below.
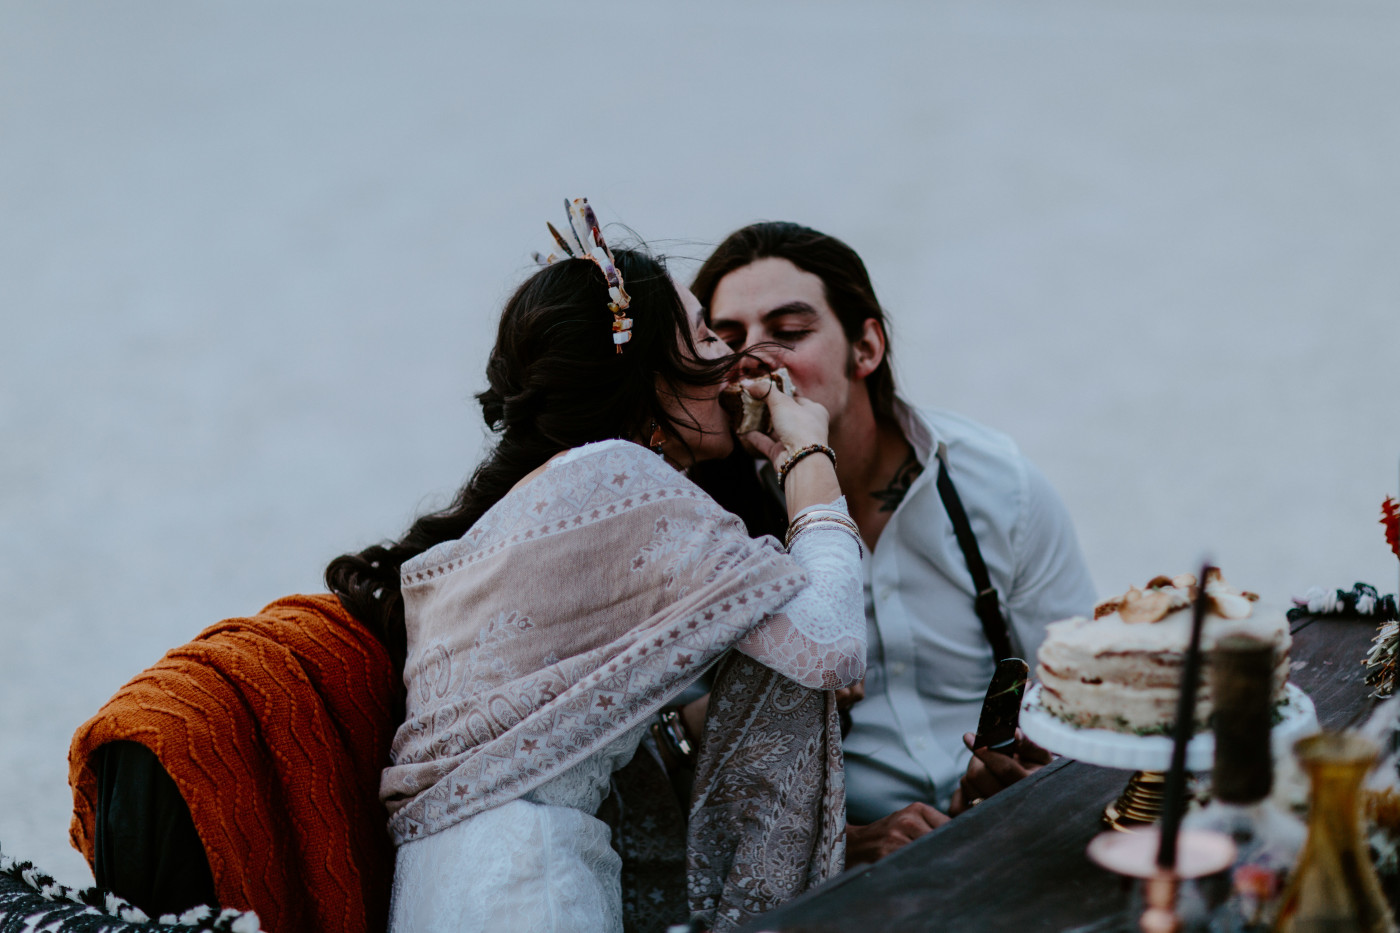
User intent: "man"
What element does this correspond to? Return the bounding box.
[689,222,1097,865]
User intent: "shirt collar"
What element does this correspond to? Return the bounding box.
[892,395,939,467]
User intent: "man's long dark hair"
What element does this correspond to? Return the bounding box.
[689,222,898,541]
[326,249,738,679]
[690,221,896,420]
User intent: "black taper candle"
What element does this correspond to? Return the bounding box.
[1156,558,1213,871]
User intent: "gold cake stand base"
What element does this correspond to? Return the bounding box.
[1102,770,1168,831]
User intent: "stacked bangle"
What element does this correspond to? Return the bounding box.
[776,443,837,490]
[784,509,864,555]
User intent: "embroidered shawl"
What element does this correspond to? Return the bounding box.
[380,441,845,929]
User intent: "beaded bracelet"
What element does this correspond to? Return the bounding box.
[776,443,838,490]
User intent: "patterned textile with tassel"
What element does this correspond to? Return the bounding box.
[0,851,264,932]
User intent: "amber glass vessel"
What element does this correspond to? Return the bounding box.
[1273,733,1396,933]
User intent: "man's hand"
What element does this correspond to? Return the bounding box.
[680,694,709,745]
[948,729,1053,816]
[844,803,950,867]
[834,677,865,712]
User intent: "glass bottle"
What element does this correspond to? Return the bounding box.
[1273,732,1396,933]
[1185,635,1305,932]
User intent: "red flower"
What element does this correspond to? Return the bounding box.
[1383,497,1400,560]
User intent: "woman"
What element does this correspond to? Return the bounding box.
[328,203,866,933]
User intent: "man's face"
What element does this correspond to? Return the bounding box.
[708,256,864,426]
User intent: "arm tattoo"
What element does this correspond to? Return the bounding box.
[871,449,924,513]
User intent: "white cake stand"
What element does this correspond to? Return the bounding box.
[1021,682,1318,830]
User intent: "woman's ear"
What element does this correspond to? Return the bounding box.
[851,318,886,380]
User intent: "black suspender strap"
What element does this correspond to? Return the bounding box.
[933,443,1016,662]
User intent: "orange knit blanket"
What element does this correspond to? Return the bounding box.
[69,594,397,933]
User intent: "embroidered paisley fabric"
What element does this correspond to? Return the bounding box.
[382,440,862,932]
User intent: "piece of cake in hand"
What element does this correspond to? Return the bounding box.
[719,368,791,435]
[1035,569,1291,735]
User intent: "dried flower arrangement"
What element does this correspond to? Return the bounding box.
[1362,497,1400,698]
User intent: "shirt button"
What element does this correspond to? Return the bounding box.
[878,586,893,601]
[891,662,906,676]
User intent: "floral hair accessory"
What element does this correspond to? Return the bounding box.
[532,197,633,353]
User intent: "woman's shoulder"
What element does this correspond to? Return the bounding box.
[542,440,727,505]
[547,438,660,474]
[548,437,639,465]
[402,440,722,580]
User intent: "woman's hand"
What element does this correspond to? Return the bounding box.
[737,376,841,520]
[737,377,830,465]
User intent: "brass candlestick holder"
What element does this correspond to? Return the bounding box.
[1087,827,1237,933]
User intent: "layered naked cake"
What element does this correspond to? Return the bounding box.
[1036,570,1291,735]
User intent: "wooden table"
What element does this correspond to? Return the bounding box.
[742,615,1383,933]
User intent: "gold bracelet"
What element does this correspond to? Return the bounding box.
[777,443,837,490]
[784,513,864,554]
[790,507,855,526]
[783,510,859,545]
[797,522,864,555]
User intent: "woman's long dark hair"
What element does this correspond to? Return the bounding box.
[327,248,738,679]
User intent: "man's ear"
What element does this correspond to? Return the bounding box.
[851,318,886,380]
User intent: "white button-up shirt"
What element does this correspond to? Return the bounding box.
[843,400,1097,821]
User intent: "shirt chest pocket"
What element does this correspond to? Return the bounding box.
[908,619,999,703]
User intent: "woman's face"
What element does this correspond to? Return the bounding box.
[657,282,734,466]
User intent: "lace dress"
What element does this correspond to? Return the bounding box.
[387,445,863,933]
[388,721,652,933]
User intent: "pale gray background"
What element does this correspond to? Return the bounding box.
[3,0,1397,887]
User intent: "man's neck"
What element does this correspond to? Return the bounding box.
[830,402,921,551]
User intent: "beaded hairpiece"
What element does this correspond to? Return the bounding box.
[532,198,634,353]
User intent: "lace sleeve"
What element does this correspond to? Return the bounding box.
[734,498,866,689]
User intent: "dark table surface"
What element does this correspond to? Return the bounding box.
[743,614,1383,933]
